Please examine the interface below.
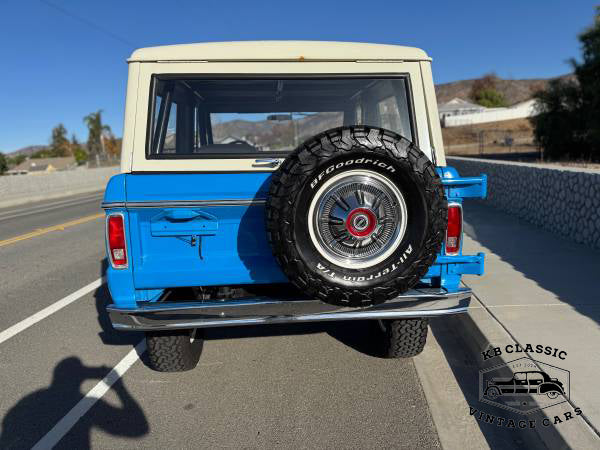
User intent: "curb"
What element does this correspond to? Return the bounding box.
[413,325,490,450]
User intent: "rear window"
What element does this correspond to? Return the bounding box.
[147,77,414,159]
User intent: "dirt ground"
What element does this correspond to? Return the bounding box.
[442,118,535,156]
[442,118,600,169]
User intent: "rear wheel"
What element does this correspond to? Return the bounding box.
[378,318,429,358]
[145,329,204,372]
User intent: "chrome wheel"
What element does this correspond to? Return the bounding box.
[307,170,408,269]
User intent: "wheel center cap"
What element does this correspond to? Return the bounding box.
[346,208,377,237]
[353,214,369,230]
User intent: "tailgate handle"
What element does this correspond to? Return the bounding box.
[163,209,203,221]
[151,209,218,236]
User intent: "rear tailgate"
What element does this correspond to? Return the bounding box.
[124,173,287,289]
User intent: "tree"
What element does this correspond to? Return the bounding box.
[532,7,600,160]
[531,78,584,159]
[470,74,507,108]
[103,131,121,159]
[571,6,600,154]
[84,110,110,158]
[7,154,26,167]
[70,135,88,165]
[31,124,71,159]
[0,153,7,175]
[50,123,71,156]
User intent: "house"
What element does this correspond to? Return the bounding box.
[214,135,245,144]
[442,99,538,127]
[214,135,270,151]
[6,156,77,175]
[438,98,487,122]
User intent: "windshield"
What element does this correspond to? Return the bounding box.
[148,77,414,158]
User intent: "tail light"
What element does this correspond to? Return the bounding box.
[445,203,462,255]
[107,214,128,268]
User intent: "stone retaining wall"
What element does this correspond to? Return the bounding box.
[447,157,600,250]
[0,166,119,208]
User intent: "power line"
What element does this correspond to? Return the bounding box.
[39,0,136,48]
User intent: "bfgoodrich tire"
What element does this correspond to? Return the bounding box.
[145,329,204,372]
[379,318,429,358]
[266,126,447,307]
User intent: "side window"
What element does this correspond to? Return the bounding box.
[377,96,401,131]
[528,372,544,384]
[514,373,526,381]
[355,104,363,125]
[361,79,413,140]
[164,102,177,153]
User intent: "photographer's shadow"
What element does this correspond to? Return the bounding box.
[0,357,148,448]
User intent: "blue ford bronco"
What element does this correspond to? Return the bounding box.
[103,41,486,371]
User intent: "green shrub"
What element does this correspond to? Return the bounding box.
[0,153,7,175]
[474,88,507,108]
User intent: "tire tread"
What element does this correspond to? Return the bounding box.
[383,318,429,358]
[145,330,203,372]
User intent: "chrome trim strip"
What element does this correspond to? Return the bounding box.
[107,288,471,331]
[102,199,266,209]
[102,202,126,209]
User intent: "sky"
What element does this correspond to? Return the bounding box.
[0,0,597,152]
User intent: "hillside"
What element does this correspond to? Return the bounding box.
[6,145,48,157]
[435,74,575,105]
[212,112,343,149]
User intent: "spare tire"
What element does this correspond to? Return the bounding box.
[266,126,447,307]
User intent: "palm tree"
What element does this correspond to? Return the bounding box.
[84,110,111,157]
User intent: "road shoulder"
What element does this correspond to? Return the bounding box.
[413,326,490,450]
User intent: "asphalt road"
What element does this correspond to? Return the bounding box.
[0,192,105,241]
[0,194,441,448]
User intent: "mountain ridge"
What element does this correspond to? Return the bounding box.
[435,73,574,105]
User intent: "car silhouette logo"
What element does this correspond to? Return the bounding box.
[484,370,565,400]
[479,357,570,414]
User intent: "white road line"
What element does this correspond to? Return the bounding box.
[0,278,104,345]
[32,340,146,450]
[469,303,576,309]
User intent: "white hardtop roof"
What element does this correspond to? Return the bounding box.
[129,41,430,63]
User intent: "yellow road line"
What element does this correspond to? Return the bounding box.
[0,213,104,248]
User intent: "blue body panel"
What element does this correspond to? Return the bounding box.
[126,173,272,202]
[103,167,486,308]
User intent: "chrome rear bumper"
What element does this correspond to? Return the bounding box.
[107,287,471,331]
